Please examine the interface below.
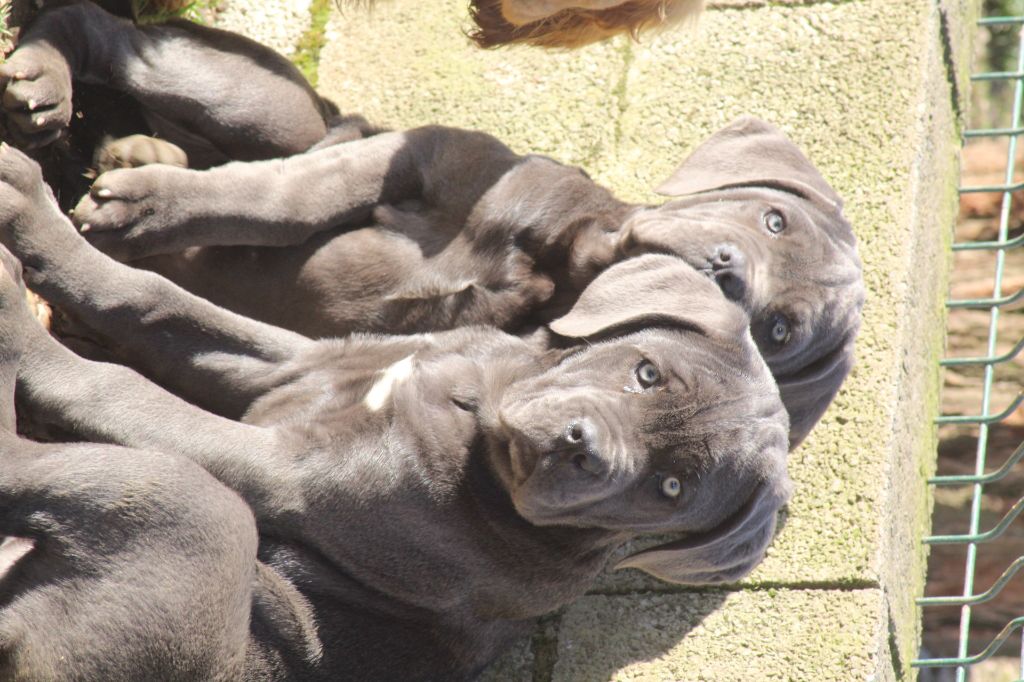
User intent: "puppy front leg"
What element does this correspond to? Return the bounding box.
[72,130,421,261]
[0,144,314,418]
[4,308,303,528]
[19,337,307,509]
[70,125,524,262]
[0,242,297,513]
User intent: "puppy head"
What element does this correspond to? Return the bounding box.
[498,255,791,584]
[467,0,703,48]
[620,116,864,447]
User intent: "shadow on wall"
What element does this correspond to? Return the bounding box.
[486,589,733,680]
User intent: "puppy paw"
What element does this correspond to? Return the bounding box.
[0,246,48,330]
[94,135,189,176]
[0,143,81,268]
[0,245,26,299]
[72,165,180,235]
[0,142,51,225]
[0,246,39,351]
[0,43,73,149]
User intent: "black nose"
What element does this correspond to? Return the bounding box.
[710,244,747,302]
[564,419,605,475]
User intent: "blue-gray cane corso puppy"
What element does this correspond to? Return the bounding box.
[1,2,863,449]
[0,142,790,680]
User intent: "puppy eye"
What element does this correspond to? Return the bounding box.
[660,476,682,499]
[770,315,791,344]
[636,360,660,388]
[762,209,786,234]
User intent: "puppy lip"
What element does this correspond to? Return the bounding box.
[583,519,690,533]
[595,483,770,541]
[542,443,598,468]
[670,482,769,549]
[506,435,540,486]
[511,494,601,527]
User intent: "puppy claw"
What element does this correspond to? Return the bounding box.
[80,223,92,233]
[27,99,37,111]
[13,71,25,80]
[35,117,46,128]
[95,188,113,199]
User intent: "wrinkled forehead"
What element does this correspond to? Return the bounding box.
[662,186,857,251]
[632,328,781,407]
[644,382,787,452]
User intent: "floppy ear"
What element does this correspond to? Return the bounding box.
[656,116,842,213]
[549,254,747,341]
[779,334,857,449]
[615,479,790,585]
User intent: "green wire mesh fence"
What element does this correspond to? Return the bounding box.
[914,6,1024,681]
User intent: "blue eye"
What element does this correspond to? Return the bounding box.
[660,476,681,499]
[771,315,790,344]
[636,361,660,388]
[763,210,786,234]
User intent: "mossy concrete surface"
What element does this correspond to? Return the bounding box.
[551,589,885,681]
[317,0,970,678]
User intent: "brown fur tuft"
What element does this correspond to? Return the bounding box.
[467,0,703,49]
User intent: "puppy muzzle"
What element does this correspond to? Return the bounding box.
[706,242,749,303]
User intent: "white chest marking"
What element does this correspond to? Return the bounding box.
[363,354,415,412]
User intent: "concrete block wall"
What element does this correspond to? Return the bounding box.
[202,0,975,677]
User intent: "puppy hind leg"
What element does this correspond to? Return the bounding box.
[134,19,337,163]
[134,18,337,161]
[7,3,331,165]
[0,246,30,434]
[0,247,34,592]
[0,439,259,681]
[0,249,261,678]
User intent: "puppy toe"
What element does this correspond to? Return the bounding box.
[71,196,119,233]
[0,59,43,87]
[95,135,188,175]
[3,110,67,147]
[3,77,65,113]
[72,177,147,233]
[1,68,72,144]
[0,143,44,194]
[0,245,26,295]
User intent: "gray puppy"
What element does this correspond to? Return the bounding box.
[0,143,790,680]
[2,3,862,448]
